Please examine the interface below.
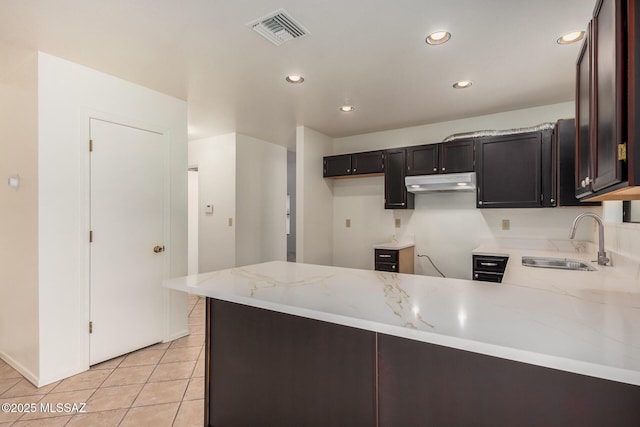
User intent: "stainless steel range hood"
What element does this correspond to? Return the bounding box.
[405,172,476,193]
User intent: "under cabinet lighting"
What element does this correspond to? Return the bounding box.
[557,31,585,44]
[339,105,355,112]
[285,75,304,83]
[426,31,451,45]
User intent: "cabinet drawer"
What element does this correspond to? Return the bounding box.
[473,272,503,283]
[375,262,398,272]
[375,249,398,263]
[473,255,508,273]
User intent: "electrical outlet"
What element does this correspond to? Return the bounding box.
[502,219,510,230]
[228,218,233,227]
[395,218,401,228]
[346,219,351,228]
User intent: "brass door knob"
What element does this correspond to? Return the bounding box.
[153,245,165,253]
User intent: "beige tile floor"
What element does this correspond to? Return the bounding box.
[0,294,205,427]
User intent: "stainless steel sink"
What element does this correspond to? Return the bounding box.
[521,256,596,271]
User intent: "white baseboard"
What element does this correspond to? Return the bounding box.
[0,351,39,386]
[164,329,190,343]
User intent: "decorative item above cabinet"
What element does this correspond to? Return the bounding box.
[575,0,640,201]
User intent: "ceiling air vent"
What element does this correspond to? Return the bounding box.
[248,9,309,46]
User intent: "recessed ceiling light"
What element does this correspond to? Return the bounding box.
[339,105,355,112]
[557,31,585,44]
[285,75,304,83]
[453,80,472,89]
[426,31,451,45]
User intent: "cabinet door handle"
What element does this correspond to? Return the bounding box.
[353,168,357,172]
[433,167,437,171]
[347,169,351,172]
[480,262,498,267]
[442,167,446,171]
[474,273,479,279]
[379,254,392,258]
[392,265,396,269]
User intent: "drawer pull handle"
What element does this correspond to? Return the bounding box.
[379,254,392,258]
[480,262,498,267]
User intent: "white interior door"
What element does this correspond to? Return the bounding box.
[90,118,166,365]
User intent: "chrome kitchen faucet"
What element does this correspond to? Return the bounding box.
[568,212,609,266]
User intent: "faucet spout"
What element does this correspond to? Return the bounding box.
[569,212,609,266]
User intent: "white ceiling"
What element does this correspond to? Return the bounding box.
[0,0,594,149]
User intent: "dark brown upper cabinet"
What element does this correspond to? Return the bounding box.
[440,139,475,174]
[406,139,474,176]
[476,130,556,208]
[591,0,625,192]
[323,151,384,178]
[576,0,640,200]
[576,25,594,199]
[352,150,384,175]
[556,119,601,206]
[384,148,414,209]
[406,144,439,175]
[323,154,352,177]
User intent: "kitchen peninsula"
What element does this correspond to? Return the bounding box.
[163,261,640,426]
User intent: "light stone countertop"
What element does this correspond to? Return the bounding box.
[164,256,640,386]
[373,241,415,250]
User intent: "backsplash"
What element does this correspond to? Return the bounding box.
[604,222,640,281]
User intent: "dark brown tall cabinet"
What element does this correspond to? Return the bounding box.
[384,148,414,209]
[576,0,640,200]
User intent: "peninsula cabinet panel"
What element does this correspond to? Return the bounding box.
[377,334,640,427]
[206,298,376,427]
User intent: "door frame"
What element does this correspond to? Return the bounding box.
[78,109,172,369]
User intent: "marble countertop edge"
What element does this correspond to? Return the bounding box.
[163,276,640,387]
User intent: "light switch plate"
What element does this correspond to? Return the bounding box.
[346,219,351,228]
[228,218,233,227]
[395,218,401,228]
[205,204,214,215]
[502,219,510,230]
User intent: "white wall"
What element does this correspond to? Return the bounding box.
[331,102,600,279]
[37,53,188,385]
[0,44,39,382]
[189,133,287,271]
[296,127,334,265]
[236,134,287,267]
[189,134,236,273]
